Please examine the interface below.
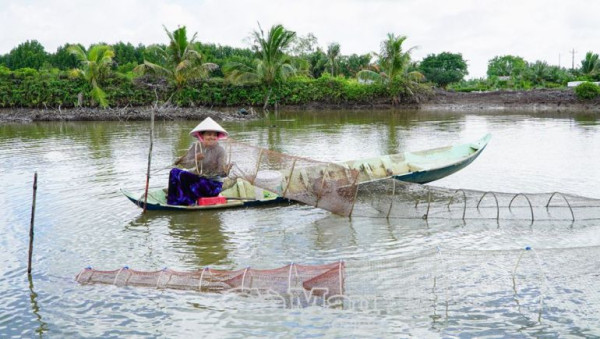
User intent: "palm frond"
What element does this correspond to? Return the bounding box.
[406,71,425,82]
[357,70,383,83]
[67,45,88,64]
[90,85,108,108]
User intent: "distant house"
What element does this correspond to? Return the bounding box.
[568,81,600,87]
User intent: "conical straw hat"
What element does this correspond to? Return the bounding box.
[189,117,229,140]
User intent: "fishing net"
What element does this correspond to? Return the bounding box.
[75,245,600,324]
[222,139,359,216]
[75,262,345,304]
[341,245,600,329]
[217,137,600,222]
[350,178,600,221]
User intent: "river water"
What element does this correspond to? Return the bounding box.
[1,110,600,338]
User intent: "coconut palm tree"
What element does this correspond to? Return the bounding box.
[68,44,115,108]
[526,60,551,86]
[326,42,340,76]
[356,34,424,103]
[135,25,218,90]
[357,34,418,83]
[581,51,600,77]
[224,23,297,110]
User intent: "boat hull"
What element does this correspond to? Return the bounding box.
[342,134,491,184]
[394,134,490,183]
[393,148,484,183]
[122,178,287,211]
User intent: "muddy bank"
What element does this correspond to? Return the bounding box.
[1,89,598,123]
[422,89,600,112]
[0,106,259,123]
[280,89,600,112]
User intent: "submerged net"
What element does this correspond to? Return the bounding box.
[351,178,600,221]
[76,262,345,303]
[223,139,359,216]
[342,245,600,329]
[75,246,600,323]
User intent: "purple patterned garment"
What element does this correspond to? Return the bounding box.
[167,168,223,206]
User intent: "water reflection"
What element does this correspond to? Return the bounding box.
[126,211,231,267]
[28,274,48,337]
[2,110,600,337]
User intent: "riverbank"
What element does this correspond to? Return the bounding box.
[422,88,600,112]
[0,106,258,123]
[1,89,598,123]
[285,89,600,112]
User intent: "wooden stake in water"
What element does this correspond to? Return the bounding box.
[28,172,37,275]
[143,108,155,213]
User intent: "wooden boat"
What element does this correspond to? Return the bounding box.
[342,133,491,184]
[122,178,286,211]
[124,134,490,211]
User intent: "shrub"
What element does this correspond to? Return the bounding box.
[574,82,600,100]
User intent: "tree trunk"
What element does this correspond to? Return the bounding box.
[263,87,272,111]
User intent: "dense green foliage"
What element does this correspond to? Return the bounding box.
[5,40,48,70]
[0,66,153,108]
[195,43,255,78]
[339,53,371,78]
[450,59,576,92]
[487,55,527,78]
[0,66,423,108]
[574,82,600,100]
[419,52,468,88]
[51,44,81,70]
[1,25,598,108]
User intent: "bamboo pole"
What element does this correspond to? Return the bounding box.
[143,106,155,213]
[28,172,37,275]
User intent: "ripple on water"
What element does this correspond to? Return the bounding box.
[2,117,600,337]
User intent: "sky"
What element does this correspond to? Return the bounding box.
[1,0,598,79]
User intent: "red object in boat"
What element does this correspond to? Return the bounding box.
[198,196,227,205]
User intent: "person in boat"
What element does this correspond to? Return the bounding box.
[167,117,231,205]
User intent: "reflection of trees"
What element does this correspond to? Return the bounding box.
[172,123,195,158]
[85,123,113,159]
[312,217,357,252]
[127,211,232,267]
[0,121,115,159]
[166,212,232,266]
[573,113,598,126]
[266,124,283,154]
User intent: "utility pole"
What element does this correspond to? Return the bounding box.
[570,48,577,70]
[558,53,561,67]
